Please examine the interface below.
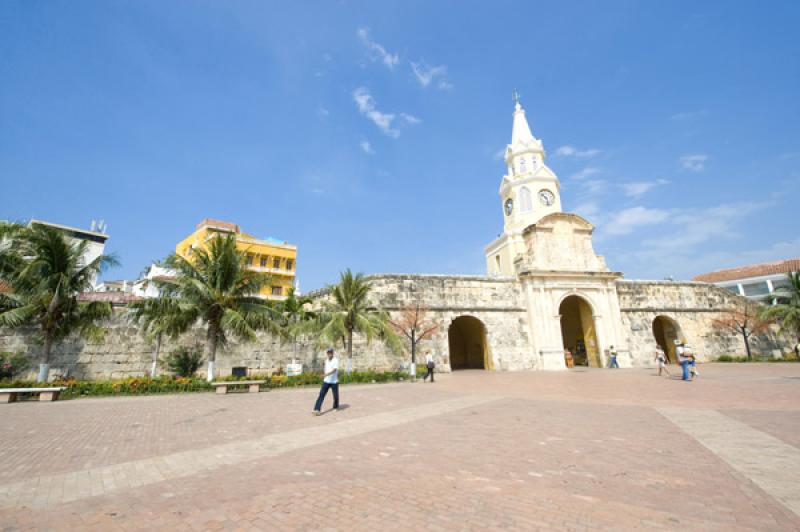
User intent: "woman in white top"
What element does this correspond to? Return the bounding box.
[654,345,670,377]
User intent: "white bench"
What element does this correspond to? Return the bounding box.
[211,380,266,395]
[0,387,67,403]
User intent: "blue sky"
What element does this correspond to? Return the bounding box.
[2,1,799,290]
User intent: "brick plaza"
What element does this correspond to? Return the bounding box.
[1,363,799,531]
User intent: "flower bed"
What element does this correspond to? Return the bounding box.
[0,370,407,399]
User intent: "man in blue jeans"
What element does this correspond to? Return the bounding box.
[676,340,692,381]
[313,348,339,415]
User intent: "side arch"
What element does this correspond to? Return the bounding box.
[448,316,491,370]
[652,315,685,364]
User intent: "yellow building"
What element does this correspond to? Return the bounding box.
[176,219,297,300]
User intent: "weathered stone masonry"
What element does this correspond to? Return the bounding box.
[0,273,788,380]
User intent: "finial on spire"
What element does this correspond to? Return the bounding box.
[513,88,521,106]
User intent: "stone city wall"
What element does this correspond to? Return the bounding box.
[0,274,530,380]
[617,279,790,366]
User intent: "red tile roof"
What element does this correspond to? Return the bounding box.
[693,258,800,283]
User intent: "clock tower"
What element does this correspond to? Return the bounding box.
[485,97,563,276]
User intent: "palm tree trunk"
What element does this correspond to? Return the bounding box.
[38,333,53,382]
[151,333,162,377]
[206,327,219,382]
[346,328,354,374]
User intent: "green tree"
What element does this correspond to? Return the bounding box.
[761,272,800,351]
[129,295,193,377]
[275,287,315,363]
[154,234,280,381]
[311,269,401,372]
[0,224,117,381]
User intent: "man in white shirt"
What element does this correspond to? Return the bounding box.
[313,348,339,415]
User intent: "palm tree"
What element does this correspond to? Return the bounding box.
[0,224,117,381]
[128,296,192,377]
[761,272,800,350]
[312,269,401,373]
[154,234,280,381]
[275,287,315,363]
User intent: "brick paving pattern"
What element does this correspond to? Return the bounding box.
[1,363,799,530]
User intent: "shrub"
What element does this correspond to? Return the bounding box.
[0,351,29,380]
[716,355,733,362]
[162,346,204,377]
[0,376,212,398]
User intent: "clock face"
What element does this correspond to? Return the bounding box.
[538,189,555,206]
[504,198,514,216]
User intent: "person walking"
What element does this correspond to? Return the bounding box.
[313,348,339,415]
[685,344,700,378]
[564,348,574,368]
[423,351,435,382]
[654,345,670,377]
[676,340,692,381]
[609,345,619,368]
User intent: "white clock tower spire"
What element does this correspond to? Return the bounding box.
[485,96,563,276]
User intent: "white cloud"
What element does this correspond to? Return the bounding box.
[573,201,601,220]
[318,106,330,118]
[669,109,708,121]
[357,27,399,70]
[679,154,708,172]
[555,145,602,158]
[400,112,421,125]
[605,206,671,235]
[353,87,399,138]
[621,179,669,198]
[569,167,601,181]
[359,140,374,154]
[352,87,418,138]
[583,179,607,195]
[411,61,452,90]
[493,147,507,160]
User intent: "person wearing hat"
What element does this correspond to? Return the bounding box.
[313,348,340,415]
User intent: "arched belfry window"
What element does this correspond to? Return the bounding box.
[519,187,533,213]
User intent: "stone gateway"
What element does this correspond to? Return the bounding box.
[0,101,789,379]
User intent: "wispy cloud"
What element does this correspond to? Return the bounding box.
[400,112,421,125]
[583,179,608,195]
[357,27,399,70]
[359,140,374,154]
[670,109,708,121]
[318,105,330,118]
[605,206,672,235]
[569,167,601,181]
[555,145,601,158]
[621,179,669,198]
[493,147,507,160]
[353,87,418,138]
[679,154,708,172]
[411,61,453,90]
[573,201,601,220]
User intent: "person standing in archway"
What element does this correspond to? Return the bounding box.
[609,345,619,368]
[654,345,670,377]
[423,351,435,382]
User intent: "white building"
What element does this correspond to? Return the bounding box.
[28,219,109,288]
[131,264,175,298]
[693,258,799,304]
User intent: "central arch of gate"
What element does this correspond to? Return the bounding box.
[559,294,602,367]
